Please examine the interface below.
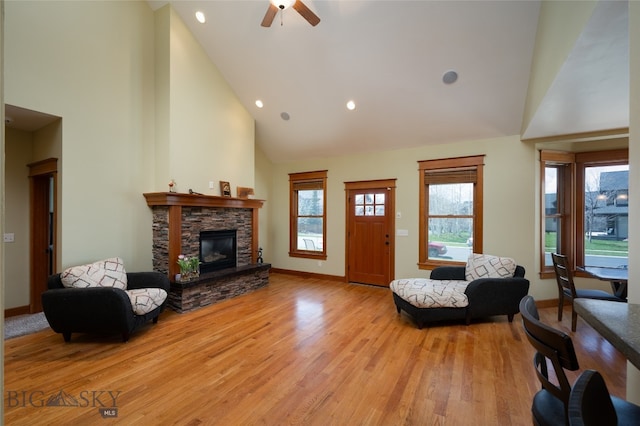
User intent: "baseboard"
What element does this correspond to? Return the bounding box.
[5,305,31,318]
[270,268,345,282]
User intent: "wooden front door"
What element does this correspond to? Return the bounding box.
[345,179,395,286]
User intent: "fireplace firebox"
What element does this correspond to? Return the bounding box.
[200,230,237,273]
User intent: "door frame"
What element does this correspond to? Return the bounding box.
[28,158,58,313]
[344,179,396,285]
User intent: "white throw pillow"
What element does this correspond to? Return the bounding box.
[125,288,167,315]
[465,253,517,281]
[61,257,127,289]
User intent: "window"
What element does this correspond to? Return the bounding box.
[540,149,628,277]
[289,170,327,259]
[418,155,484,269]
[540,151,574,270]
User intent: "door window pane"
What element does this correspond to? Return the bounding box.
[354,192,385,216]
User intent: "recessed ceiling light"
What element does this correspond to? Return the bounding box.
[280,112,290,121]
[346,100,356,110]
[195,11,206,24]
[255,100,264,108]
[442,70,458,84]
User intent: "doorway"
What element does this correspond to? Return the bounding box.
[345,179,396,286]
[28,158,57,313]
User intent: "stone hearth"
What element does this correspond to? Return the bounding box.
[144,192,269,312]
[169,263,270,313]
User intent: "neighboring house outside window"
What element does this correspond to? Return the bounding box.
[289,170,327,260]
[540,149,628,277]
[418,155,484,269]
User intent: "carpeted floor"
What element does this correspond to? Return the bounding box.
[4,312,51,339]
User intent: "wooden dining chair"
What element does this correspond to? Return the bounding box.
[519,295,580,425]
[551,253,624,332]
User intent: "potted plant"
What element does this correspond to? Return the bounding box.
[176,254,200,282]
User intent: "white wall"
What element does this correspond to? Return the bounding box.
[254,144,272,260]
[3,128,32,308]
[163,5,255,195]
[3,120,62,310]
[521,0,597,135]
[260,135,560,298]
[4,1,255,308]
[5,1,157,272]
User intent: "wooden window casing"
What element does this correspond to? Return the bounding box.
[289,170,328,260]
[418,155,484,269]
[539,148,628,278]
[540,150,575,278]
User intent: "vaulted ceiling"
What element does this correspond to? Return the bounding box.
[156,0,542,162]
[151,0,628,163]
[6,1,629,164]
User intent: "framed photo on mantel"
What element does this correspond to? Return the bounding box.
[220,181,231,197]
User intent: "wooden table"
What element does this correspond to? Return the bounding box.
[578,265,628,299]
[574,299,640,370]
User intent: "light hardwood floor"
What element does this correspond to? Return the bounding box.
[4,273,627,425]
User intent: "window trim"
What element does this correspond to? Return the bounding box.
[289,170,328,260]
[574,149,628,271]
[540,150,575,279]
[539,148,628,278]
[418,155,484,269]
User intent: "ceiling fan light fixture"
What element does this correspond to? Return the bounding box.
[270,0,295,10]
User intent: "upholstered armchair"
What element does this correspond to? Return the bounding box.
[42,258,170,342]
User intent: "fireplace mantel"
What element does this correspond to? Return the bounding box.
[143,192,264,279]
[144,192,264,209]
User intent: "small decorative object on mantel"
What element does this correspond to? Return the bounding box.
[220,181,231,197]
[237,186,255,199]
[168,179,176,193]
[176,254,200,282]
[257,247,263,264]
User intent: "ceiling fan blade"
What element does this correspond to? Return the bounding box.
[293,0,320,26]
[261,3,278,27]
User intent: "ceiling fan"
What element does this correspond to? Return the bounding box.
[261,0,321,27]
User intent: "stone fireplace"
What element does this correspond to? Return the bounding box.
[144,192,270,312]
